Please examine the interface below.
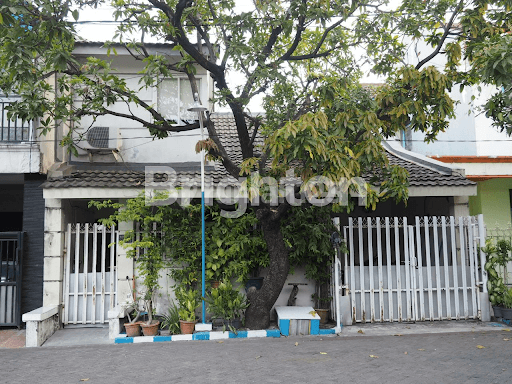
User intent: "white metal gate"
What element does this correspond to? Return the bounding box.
[63,223,118,325]
[341,215,486,323]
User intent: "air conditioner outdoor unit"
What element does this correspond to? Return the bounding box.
[78,126,119,154]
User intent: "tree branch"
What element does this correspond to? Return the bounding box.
[79,108,200,133]
[415,0,464,70]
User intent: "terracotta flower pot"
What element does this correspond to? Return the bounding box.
[141,320,160,337]
[124,321,142,337]
[179,319,196,334]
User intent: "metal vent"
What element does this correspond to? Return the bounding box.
[87,126,110,148]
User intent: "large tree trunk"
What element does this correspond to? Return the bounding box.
[245,208,289,329]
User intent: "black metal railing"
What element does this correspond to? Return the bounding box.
[0,232,23,327]
[0,99,32,142]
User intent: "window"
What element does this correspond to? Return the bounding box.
[157,78,201,125]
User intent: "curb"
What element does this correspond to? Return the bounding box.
[115,328,336,344]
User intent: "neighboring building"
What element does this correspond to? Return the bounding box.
[399,85,512,233]
[0,94,46,327]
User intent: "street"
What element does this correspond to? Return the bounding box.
[0,330,511,383]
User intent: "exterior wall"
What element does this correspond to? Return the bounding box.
[409,87,478,157]
[402,38,510,157]
[0,144,41,174]
[21,175,46,315]
[469,178,512,230]
[149,265,316,321]
[69,50,214,166]
[115,217,134,306]
[406,85,512,158]
[43,198,65,309]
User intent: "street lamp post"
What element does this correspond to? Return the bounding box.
[188,93,211,330]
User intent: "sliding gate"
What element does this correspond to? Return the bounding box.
[63,223,117,325]
[0,232,23,327]
[342,215,486,323]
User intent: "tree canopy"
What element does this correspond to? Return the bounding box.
[1,0,511,328]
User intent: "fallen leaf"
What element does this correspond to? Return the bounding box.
[255,356,261,359]
[504,338,510,341]
[320,352,327,355]
[404,351,408,355]
[394,334,403,336]
[476,345,485,349]
[217,341,224,344]
[309,311,317,316]
[503,329,511,332]
[418,349,425,351]
[358,329,365,334]
[80,380,89,382]
[369,355,379,358]
[295,342,299,346]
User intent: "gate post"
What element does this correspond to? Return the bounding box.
[477,214,490,321]
[333,217,342,333]
[43,198,64,319]
[116,218,134,305]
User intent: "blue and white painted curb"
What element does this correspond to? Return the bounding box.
[115,328,336,344]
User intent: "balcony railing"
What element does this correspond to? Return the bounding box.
[0,98,32,143]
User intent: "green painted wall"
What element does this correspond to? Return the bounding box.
[469,178,512,230]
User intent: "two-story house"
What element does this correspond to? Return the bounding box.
[37,41,214,329]
[20,39,490,347]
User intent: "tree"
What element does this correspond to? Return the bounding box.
[1,0,510,328]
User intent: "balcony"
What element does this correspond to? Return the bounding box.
[0,96,40,174]
[1,97,32,143]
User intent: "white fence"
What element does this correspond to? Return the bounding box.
[339,215,487,323]
[63,223,118,325]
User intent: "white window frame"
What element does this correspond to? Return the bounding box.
[154,76,205,127]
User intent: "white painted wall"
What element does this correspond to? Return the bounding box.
[70,51,213,165]
[0,144,40,173]
[402,38,512,157]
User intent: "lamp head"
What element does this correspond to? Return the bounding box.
[187,92,208,112]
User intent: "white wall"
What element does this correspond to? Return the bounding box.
[70,51,213,165]
[0,144,40,173]
[402,39,512,157]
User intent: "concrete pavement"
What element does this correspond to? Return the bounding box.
[0,319,509,348]
[0,324,511,383]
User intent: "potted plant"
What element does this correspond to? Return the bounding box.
[206,280,249,331]
[140,291,161,336]
[90,198,166,335]
[312,294,332,324]
[175,286,200,334]
[122,299,143,337]
[501,287,512,320]
[483,239,512,318]
[160,301,181,335]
